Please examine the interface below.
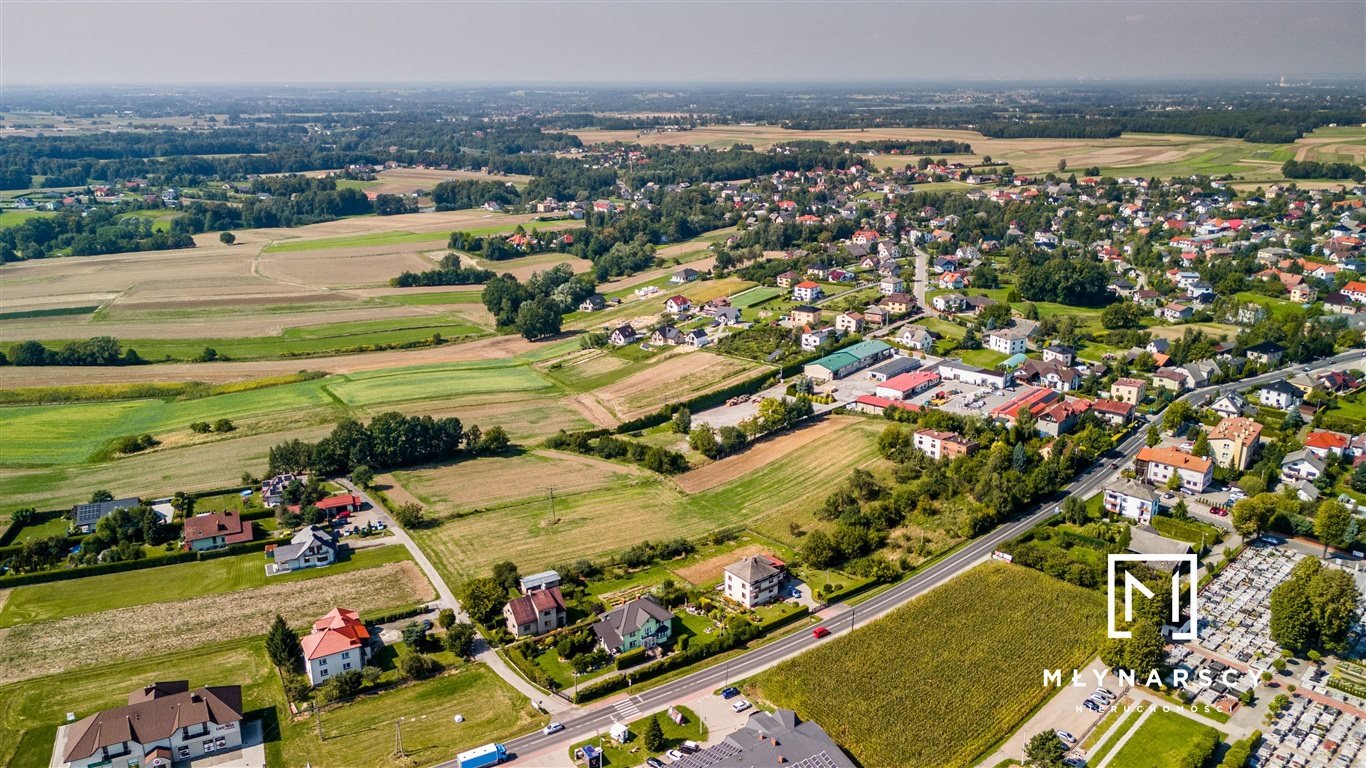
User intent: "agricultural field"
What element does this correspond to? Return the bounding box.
[573,349,764,423]
[404,419,887,582]
[1106,709,1222,768]
[0,208,57,230]
[0,544,411,628]
[0,560,433,684]
[754,562,1105,768]
[386,449,648,514]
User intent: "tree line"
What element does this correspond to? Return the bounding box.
[266,412,510,477]
[389,253,496,287]
[5,337,144,366]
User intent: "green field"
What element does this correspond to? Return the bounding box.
[0,209,56,230]
[1107,709,1222,768]
[382,290,485,306]
[326,359,553,407]
[0,637,542,768]
[755,562,1105,768]
[261,220,566,253]
[1235,291,1306,320]
[118,208,182,232]
[730,285,786,308]
[1085,706,1142,765]
[0,544,411,628]
[81,316,487,362]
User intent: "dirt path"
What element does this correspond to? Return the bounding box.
[673,415,855,493]
[567,393,620,428]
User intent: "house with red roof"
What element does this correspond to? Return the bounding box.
[503,587,567,638]
[302,608,372,686]
[1304,430,1351,459]
[182,511,254,552]
[1342,280,1366,304]
[1090,398,1136,426]
[1136,446,1213,492]
[793,281,824,303]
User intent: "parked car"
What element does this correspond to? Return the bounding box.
[667,749,686,760]
[720,686,740,699]
[646,758,665,768]
[731,699,752,713]
[680,741,701,754]
[812,626,831,639]
[1057,730,1077,745]
[1096,687,1116,699]
[1083,700,1101,712]
[542,722,563,735]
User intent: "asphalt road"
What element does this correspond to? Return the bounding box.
[435,350,1364,767]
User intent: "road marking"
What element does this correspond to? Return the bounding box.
[615,697,641,718]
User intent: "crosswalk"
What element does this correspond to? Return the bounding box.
[614,697,642,719]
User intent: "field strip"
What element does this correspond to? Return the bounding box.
[674,415,854,493]
[0,561,432,685]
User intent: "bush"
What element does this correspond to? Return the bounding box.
[112,433,158,454]
[615,647,648,670]
[282,674,312,703]
[397,652,440,680]
[332,669,364,698]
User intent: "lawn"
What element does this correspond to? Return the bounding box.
[324,359,555,407]
[96,316,488,361]
[1106,709,1222,768]
[7,514,69,544]
[567,706,705,767]
[383,290,485,306]
[262,220,555,253]
[730,286,785,309]
[755,562,1105,768]
[0,208,56,230]
[1235,291,1304,320]
[954,348,1010,369]
[0,544,411,627]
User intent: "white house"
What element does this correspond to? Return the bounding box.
[793,281,824,303]
[800,326,834,352]
[1103,479,1160,524]
[608,325,637,346]
[1281,450,1326,482]
[1258,380,1303,410]
[913,429,976,461]
[1208,392,1248,419]
[60,682,245,768]
[1136,446,1213,492]
[301,608,372,686]
[723,555,786,609]
[664,296,692,315]
[269,526,337,575]
[896,325,934,351]
[879,277,904,295]
[835,311,864,334]
[932,293,966,313]
[985,328,1029,355]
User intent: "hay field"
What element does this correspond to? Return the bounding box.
[674,543,771,586]
[585,349,763,422]
[675,416,854,493]
[396,393,593,443]
[0,560,432,684]
[388,450,647,513]
[464,250,592,281]
[405,419,884,582]
[306,166,534,192]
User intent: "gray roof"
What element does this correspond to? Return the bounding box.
[1262,379,1302,397]
[519,570,561,591]
[673,709,855,768]
[1128,525,1194,559]
[592,595,673,650]
[272,525,335,564]
[1282,449,1326,472]
[868,356,920,377]
[71,497,141,528]
[1104,478,1158,503]
[724,555,780,584]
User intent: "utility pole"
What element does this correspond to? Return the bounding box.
[394,717,405,759]
[548,487,558,524]
[315,702,323,740]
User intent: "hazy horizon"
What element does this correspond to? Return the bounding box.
[3,0,1363,86]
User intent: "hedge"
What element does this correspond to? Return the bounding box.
[0,534,288,588]
[574,622,765,703]
[361,604,431,626]
[614,647,648,670]
[0,507,68,547]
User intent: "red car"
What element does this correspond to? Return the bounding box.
[812,626,831,639]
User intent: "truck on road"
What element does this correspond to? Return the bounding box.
[456,743,508,768]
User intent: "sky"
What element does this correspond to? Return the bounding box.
[2,1,1363,85]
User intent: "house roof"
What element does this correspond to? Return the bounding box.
[1091,398,1135,416]
[794,280,821,289]
[63,684,244,762]
[724,555,781,584]
[302,608,370,660]
[71,497,141,528]
[1114,377,1146,389]
[314,494,360,511]
[1283,449,1327,471]
[1128,526,1194,559]
[1137,446,1212,473]
[272,525,336,565]
[672,709,856,768]
[1262,379,1302,397]
[182,510,254,545]
[1305,430,1350,451]
[592,595,673,650]
[1207,416,1263,448]
[505,587,565,626]
[1105,478,1158,503]
[881,370,940,394]
[519,570,561,591]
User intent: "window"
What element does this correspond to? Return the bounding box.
[321,669,329,677]
[344,662,352,670]
[319,657,327,665]
[177,746,191,759]
[185,723,209,738]
[341,651,350,659]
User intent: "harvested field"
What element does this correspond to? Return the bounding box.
[397,394,593,443]
[674,544,771,586]
[390,450,645,513]
[305,166,534,192]
[586,349,763,422]
[256,245,439,288]
[464,250,592,281]
[0,561,432,684]
[674,416,854,493]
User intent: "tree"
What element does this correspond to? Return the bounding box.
[437,608,456,630]
[393,502,425,528]
[1056,159,1068,173]
[516,296,562,340]
[443,622,477,657]
[457,577,506,626]
[90,489,113,503]
[1352,463,1366,493]
[331,669,364,697]
[1232,493,1278,539]
[397,653,439,680]
[350,465,374,489]
[671,407,691,434]
[1146,425,1161,447]
[642,714,666,752]
[266,614,301,669]
[1192,431,1210,458]
[219,231,236,245]
[1270,575,1316,652]
[1315,499,1353,554]
[1061,496,1088,525]
[1163,400,1195,433]
[1024,730,1067,768]
[401,620,429,651]
[491,561,521,593]
[213,418,235,433]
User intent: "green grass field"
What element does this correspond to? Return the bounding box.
[382,290,485,306]
[262,220,565,253]
[1235,291,1306,320]
[1085,706,1141,765]
[0,209,56,230]
[729,286,785,309]
[0,544,411,628]
[86,316,487,362]
[0,636,542,768]
[325,359,554,407]
[755,563,1105,768]
[1107,709,1222,768]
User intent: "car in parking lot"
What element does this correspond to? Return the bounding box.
[731,699,752,713]
[812,626,831,639]
[720,686,740,699]
[1096,687,1116,699]
[1057,730,1077,745]
[667,749,686,760]
[645,758,665,768]
[1083,699,1102,713]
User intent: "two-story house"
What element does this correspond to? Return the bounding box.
[61,682,245,768]
[301,608,372,686]
[592,595,674,655]
[269,525,337,575]
[723,554,786,609]
[182,511,254,552]
[1102,479,1160,524]
[503,586,568,638]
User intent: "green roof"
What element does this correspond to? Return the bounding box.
[807,339,891,371]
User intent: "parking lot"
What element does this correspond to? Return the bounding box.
[902,376,1025,417]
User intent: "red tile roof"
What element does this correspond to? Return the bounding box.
[1137,446,1212,473]
[302,608,371,660]
[505,587,566,626]
[181,511,254,546]
[1305,430,1350,451]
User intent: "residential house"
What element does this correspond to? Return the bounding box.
[1207,416,1263,471]
[578,294,606,312]
[1259,380,1303,410]
[1036,398,1092,438]
[1343,280,1366,304]
[723,554,786,609]
[881,292,914,315]
[896,325,934,351]
[1304,430,1351,458]
[608,325,638,346]
[71,496,142,534]
[1111,378,1147,405]
[650,326,684,346]
[1103,479,1160,524]
[269,526,337,575]
[1159,303,1194,322]
[1135,446,1213,492]
[684,328,710,348]
[932,293,966,313]
[679,709,856,768]
[862,305,889,328]
[793,281,824,303]
[1244,340,1286,367]
[261,473,306,506]
[182,511,254,552]
[664,296,692,315]
[592,595,674,654]
[1208,392,1248,419]
[1018,359,1081,392]
[1090,398,1136,426]
[879,277,905,295]
[713,307,742,327]
[985,327,1029,355]
[963,295,997,316]
[519,570,562,593]
[60,682,244,768]
[1042,344,1075,366]
[1151,368,1188,393]
[670,268,699,284]
[790,305,822,326]
[1291,284,1318,303]
[504,587,568,638]
[302,608,372,686]
[913,429,977,461]
[835,311,864,334]
[776,271,799,288]
[1281,449,1326,482]
[938,271,969,290]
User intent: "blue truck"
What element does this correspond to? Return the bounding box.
[456,743,508,768]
